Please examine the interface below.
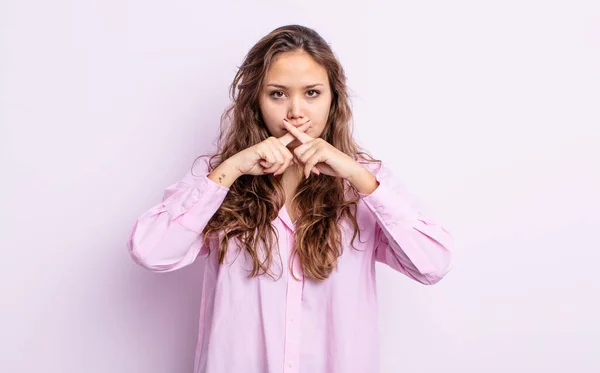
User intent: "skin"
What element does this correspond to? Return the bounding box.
[208,50,379,216]
[258,50,332,151]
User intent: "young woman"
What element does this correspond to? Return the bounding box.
[128,24,455,373]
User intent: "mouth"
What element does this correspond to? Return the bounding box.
[287,119,311,128]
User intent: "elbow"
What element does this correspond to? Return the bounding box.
[416,230,456,285]
[126,222,171,273]
[127,237,163,272]
[418,252,455,285]
[419,271,448,285]
[126,224,201,273]
[127,242,179,273]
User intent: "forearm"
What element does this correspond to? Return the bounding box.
[128,156,230,272]
[208,157,243,188]
[346,163,379,195]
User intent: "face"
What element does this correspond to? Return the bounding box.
[258,50,333,148]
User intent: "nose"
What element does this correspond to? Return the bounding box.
[287,96,306,122]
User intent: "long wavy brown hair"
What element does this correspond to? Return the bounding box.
[193,24,379,282]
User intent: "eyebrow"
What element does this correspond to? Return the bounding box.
[266,83,325,89]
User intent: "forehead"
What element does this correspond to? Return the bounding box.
[265,50,329,86]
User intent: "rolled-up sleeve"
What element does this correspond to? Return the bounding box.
[127,156,229,272]
[358,161,455,285]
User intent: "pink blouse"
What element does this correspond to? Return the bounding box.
[127,155,455,373]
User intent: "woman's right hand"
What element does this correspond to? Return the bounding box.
[230,120,312,177]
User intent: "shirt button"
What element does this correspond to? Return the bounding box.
[377,206,385,212]
[290,318,295,323]
[287,362,293,367]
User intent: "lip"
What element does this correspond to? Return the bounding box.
[286,119,311,127]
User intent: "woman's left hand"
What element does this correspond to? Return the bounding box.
[283,119,361,180]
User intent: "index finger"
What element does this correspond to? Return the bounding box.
[277,119,311,146]
[282,118,314,144]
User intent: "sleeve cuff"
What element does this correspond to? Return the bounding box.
[174,174,230,233]
[358,168,420,225]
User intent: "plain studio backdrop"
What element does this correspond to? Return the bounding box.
[1,0,599,372]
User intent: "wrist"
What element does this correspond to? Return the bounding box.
[208,157,242,188]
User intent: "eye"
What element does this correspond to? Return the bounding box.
[269,91,285,99]
[307,89,320,98]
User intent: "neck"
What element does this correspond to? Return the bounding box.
[281,164,303,198]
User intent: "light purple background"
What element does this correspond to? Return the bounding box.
[1,0,599,372]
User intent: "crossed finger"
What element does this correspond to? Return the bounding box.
[277,119,311,147]
[282,119,322,176]
[277,119,312,170]
[282,118,314,144]
[259,120,313,176]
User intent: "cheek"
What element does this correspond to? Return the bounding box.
[259,102,281,131]
[313,102,331,125]
[261,101,285,121]
[316,95,332,116]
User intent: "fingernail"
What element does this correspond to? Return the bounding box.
[274,174,279,177]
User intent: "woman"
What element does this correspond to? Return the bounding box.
[128,24,455,373]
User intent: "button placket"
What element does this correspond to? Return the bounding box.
[282,231,303,373]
